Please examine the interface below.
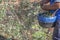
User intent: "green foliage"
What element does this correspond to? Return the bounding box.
[32,31,47,40]
[0,0,52,40]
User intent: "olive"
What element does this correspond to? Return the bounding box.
[40,11,52,17]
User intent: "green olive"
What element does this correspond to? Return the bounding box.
[41,11,52,17]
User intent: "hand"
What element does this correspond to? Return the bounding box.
[40,1,44,6]
[41,2,50,10]
[43,2,50,6]
[41,4,46,10]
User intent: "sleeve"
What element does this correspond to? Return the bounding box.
[55,0,60,2]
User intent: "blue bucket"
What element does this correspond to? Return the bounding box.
[38,14,57,23]
[37,14,57,28]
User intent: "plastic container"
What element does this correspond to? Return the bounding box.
[37,14,57,28]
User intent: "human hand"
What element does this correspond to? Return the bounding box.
[43,2,50,6]
[40,0,44,6]
[41,2,50,10]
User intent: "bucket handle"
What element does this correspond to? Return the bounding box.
[52,9,59,17]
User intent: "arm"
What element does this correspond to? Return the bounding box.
[42,0,60,10]
[42,2,60,10]
[40,0,49,6]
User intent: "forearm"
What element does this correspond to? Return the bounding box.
[40,0,49,6]
[42,3,60,10]
[43,5,59,10]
